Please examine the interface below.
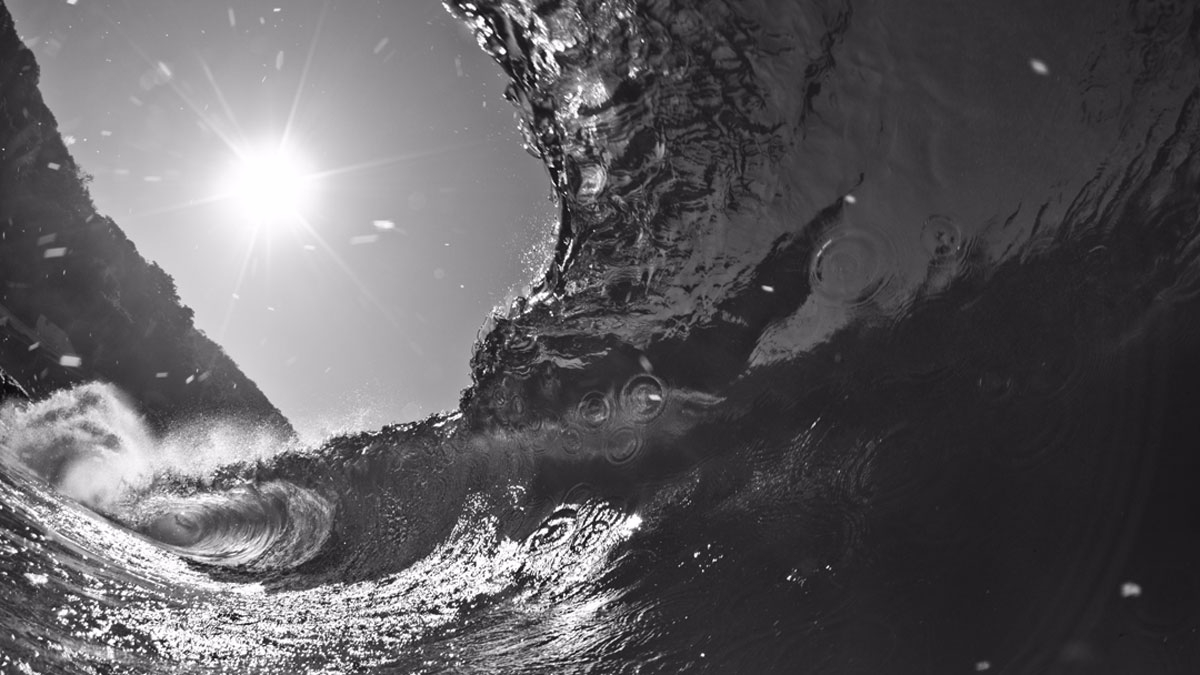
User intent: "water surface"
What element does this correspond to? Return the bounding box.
[4,0,1200,672]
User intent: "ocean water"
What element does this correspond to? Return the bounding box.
[4,0,1200,673]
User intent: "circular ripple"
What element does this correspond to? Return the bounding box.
[605,427,643,465]
[620,374,667,423]
[577,391,613,428]
[810,228,897,308]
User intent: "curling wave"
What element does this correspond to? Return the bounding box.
[129,480,334,571]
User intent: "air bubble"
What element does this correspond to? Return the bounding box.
[620,374,666,423]
[577,391,612,428]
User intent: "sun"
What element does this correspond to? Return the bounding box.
[219,142,315,226]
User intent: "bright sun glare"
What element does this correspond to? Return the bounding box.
[220,143,315,226]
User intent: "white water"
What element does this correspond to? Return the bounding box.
[0,382,295,516]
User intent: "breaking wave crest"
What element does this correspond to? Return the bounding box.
[0,382,328,570]
[1,383,156,512]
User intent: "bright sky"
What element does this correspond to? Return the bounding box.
[7,0,556,441]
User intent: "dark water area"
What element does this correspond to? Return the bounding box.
[4,0,1200,672]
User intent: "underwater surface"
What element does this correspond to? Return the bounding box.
[4,0,1200,672]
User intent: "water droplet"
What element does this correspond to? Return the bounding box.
[921,215,967,265]
[810,228,896,307]
[620,374,666,423]
[977,371,1013,399]
[561,428,583,454]
[577,391,612,428]
[577,164,607,200]
[605,427,642,464]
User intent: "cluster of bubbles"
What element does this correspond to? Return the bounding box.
[557,373,667,465]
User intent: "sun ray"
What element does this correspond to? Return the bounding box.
[123,192,234,222]
[73,2,419,337]
[91,7,247,158]
[308,140,495,181]
[282,0,331,148]
[293,215,405,331]
[196,58,251,153]
[216,226,262,342]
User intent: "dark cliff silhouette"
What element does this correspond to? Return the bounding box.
[0,2,291,436]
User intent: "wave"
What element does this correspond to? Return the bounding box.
[5,0,1200,671]
[126,480,333,571]
[0,382,327,570]
[0,383,155,512]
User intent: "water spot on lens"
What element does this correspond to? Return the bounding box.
[561,428,583,455]
[1125,564,1198,635]
[977,371,1014,400]
[506,395,526,418]
[994,402,1075,471]
[563,483,595,503]
[147,510,203,547]
[620,374,666,423]
[605,267,644,303]
[810,228,897,308]
[605,427,643,465]
[577,391,612,428]
[527,507,578,553]
[921,215,967,265]
[1025,336,1086,400]
[568,505,625,554]
[576,163,607,201]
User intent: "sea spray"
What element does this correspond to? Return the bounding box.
[0,382,333,570]
[0,383,155,513]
